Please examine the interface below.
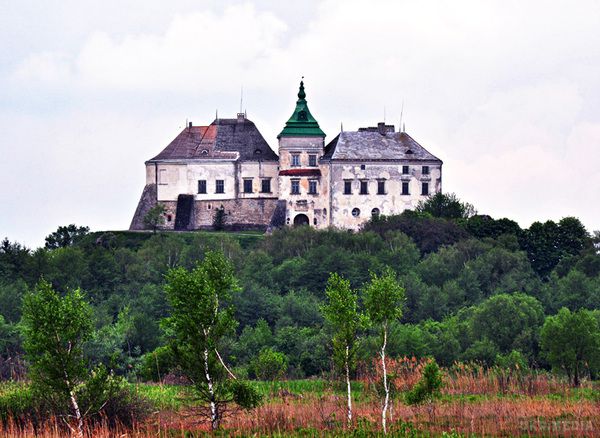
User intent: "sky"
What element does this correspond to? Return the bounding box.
[1,0,599,248]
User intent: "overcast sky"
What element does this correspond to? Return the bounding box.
[1,0,599,248]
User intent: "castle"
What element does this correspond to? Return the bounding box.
[130,81,443,232]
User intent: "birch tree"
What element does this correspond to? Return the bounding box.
[164,251,261,430]
[363,267,405,435]
[21,280,93,438]
[321,273,365,426]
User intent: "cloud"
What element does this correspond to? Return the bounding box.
[2,0,600,247]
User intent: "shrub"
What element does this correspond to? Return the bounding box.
[405,359,443,405]
[137,346,176,382]
[252,348,288,381]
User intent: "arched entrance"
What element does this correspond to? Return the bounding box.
[293,214,310,226]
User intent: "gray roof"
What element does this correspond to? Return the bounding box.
[322,131,442,162]
[148,117,278,162]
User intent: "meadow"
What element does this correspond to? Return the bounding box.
[1,359,598,437]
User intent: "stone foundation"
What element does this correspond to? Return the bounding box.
[133,197,279,232]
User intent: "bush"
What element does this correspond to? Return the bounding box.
[137,346,176,382]
[251,348,288,380]
[405,359,443,405]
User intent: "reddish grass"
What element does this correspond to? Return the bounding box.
[2,360,598,437]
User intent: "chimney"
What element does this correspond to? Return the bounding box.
[237,112,246,123]
[377,122,395,135]
[188,121,192,128]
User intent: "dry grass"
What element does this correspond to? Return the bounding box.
[1,360,599,437]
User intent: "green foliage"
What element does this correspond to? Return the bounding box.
[322,273,365,376]
[471,293,544,355]
[363,267,405,328]
[21,280,93,405]
[164,251,260,427]
[364,210,470,254]
[405,359,443,405]
[20,280,147,430]
[137,346,176,382]
[143,203,166,232]
[521,217,591,277]
[416,192,476,219]
[44,224,90,250]
[251,348,288,380]
[540,307,600,386]
[213,206,226,231]
[495,350,529,371]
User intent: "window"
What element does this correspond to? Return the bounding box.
[261,179,271,193]
[243,179,253,193]
[308,180,318,194]
[360,180,368,195]
[166,214,172,222]
[422,182,429,196]
[308,154,317,167]
[291,154,300,167]
[360,164,366,170]
[352,208,360,217]
[377,180,386,195]
[402,181,410,195]
[291,179,300,194]
[197,179,207,194]
[371,208,380,217]
[313,217,318,225]
[402,165,409,175]
[215,180,224,194]
[422,166,430,175]
[344,180,352,195]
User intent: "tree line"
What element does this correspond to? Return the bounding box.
[1,194,599,393]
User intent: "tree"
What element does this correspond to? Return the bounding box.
[405,358,443,405]
[164,251,261,430]
[540,308,600,386]
[213,206,226,231]
[471,293,544,355]
[416,192,476,219]
[21,280,93,437]
[44,224,90,250]
[321,272,365,424]
[363,267,405,434]
[252,347,288,380]
[143,204,166,233]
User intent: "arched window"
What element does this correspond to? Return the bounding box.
[371,208,380,217]
[352,208,360,217]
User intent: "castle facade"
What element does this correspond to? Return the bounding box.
[130,81,442,232]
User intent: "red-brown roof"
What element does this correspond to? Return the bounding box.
[279,168,322,177]
[148,118,278,162]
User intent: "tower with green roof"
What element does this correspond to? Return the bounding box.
[278,80,329,228]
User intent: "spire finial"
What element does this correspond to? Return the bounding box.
[298,76,306,100]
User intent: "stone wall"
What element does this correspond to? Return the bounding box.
[129,184,157,230]
[192,198,279,230]
[151,197,279,231]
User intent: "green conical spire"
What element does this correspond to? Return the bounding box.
[278,79,325,138]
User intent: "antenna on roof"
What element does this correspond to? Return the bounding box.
[239,85,244,114]
[215,109,218,121]
[383,105,386,123]
[399,99,404,133]
[341,121,344,132]
[403,122,406,133]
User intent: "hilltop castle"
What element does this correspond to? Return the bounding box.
[130,81,442,231]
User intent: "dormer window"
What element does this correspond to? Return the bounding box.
[297,110,308,121]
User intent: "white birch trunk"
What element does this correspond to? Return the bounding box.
[68,389,84,438]
[381,323,389,435]
[204,347,218,430]
[345,344,352,425]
